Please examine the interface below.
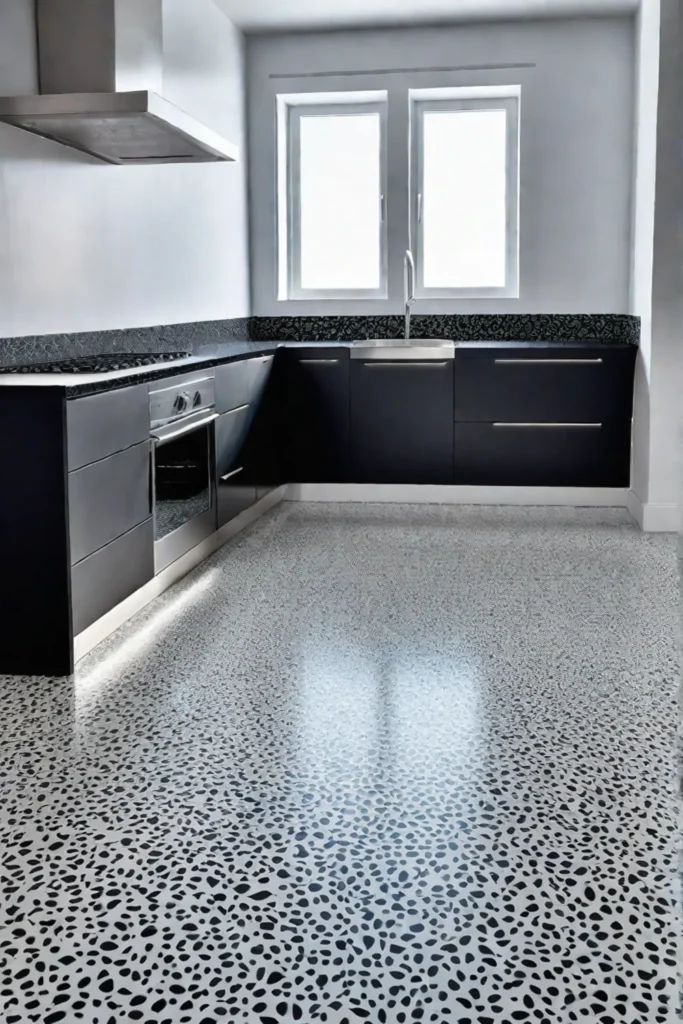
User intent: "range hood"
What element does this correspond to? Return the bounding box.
[0,0,239,165]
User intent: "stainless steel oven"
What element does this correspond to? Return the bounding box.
[150,372,217,573]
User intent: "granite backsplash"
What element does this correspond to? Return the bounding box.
[0,313,639,367]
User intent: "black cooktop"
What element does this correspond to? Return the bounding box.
[4,352,193,374]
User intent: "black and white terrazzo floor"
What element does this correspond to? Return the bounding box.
[1,504,678,1024]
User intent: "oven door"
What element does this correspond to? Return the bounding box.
[152,411,218,573]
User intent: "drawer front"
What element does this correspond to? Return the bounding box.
[69,441,151,564]
[454,351,635,423]
[247,354,275,404]
[216,406,251,477]
[67,383,149,470]
[215,360,250,414]
[72,519,154,635]
[454,422,632,487]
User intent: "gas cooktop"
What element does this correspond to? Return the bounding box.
[4,352,193,374]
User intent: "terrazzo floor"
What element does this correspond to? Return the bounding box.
[0,503,679,1024]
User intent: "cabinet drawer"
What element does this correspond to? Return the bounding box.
[454,350,636,423]
[454,421,631,487]
[69,440,151,564]
[67,383,149,470]
[215,360,250,414]
[246,354,274,404]
[71,519,154,635]
[216,406,251,476]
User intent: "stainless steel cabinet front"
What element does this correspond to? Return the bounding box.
[69,440,151,565]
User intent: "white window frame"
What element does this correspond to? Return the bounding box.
[285,101,389,301]
[411,96,520,300]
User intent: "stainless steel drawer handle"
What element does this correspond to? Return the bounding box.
[493,422,603,429]
[223,403,249,416]
[364,362,449,368]
[494,358,604,365]
[151,412,219,443]
[220,466,244,482]
[299,358,340,364]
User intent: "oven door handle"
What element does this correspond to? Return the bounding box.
[151,412,219,445]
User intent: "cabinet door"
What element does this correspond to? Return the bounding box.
[454,421,632,487]
[67,383,149,470]
[69,440,151,564]
[285,350,350,482]
[351,361,454,484]
[72,519,154,635]
[215,406,256,528]
[454,348,636,423]
[215,360,250,414]
[244,354,285,500]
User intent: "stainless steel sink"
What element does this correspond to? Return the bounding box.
[350,339,455,361]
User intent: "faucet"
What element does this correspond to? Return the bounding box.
[404,249,415,341]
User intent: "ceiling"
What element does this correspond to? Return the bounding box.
[215,0,639,34]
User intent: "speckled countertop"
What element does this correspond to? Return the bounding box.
[0,337,637,398]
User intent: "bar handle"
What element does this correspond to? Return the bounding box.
[494,358,604,365]
[492,422,603,429]
[220,466,244,482]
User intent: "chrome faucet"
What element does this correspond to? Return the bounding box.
[404,249,415,341]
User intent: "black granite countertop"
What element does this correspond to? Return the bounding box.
[0,337,637,398]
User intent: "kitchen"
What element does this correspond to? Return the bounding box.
[0,1,679,1022]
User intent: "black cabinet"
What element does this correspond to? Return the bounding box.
[350,360,454,484]
[215,405,256,528]
[283,349,350,482]
[453,345,636,487]
[454,422,632,487]
[454,347,635,423]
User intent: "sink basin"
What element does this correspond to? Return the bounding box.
[350,338,455,360]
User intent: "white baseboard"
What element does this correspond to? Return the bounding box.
[74,486,286,663]
[627,489,680,532]
[286,483,629,508]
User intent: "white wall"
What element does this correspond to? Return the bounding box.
[247,17,635,317]
[629,0,659,507]
[644,0,683,524]
[0,0,250,339]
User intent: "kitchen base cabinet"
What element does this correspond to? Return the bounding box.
[284,349,350,482]
[72,519,154,635]
[350,360,454,484]
[216,405,256,528]
[454,422,632,487]
[244,354,285,500]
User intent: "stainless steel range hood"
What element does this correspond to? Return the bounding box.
[0,0,239,165]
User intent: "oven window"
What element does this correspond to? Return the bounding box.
[154,425,211,541]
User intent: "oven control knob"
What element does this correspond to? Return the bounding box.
[193,390,202,408]
[173,392,189,413]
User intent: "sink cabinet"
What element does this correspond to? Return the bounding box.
[350,359,454,484]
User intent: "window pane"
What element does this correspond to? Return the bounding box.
[422,108,508,289]
[299,112,381,291]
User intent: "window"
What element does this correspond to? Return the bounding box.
[282,98,388,300]
[411,95,519,298]
[276,88,519,304]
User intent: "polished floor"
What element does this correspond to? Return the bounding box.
[1,503,679,1024]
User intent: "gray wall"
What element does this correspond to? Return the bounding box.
[247,17,635,317]
[646,0,683,512]
[0,0,250,339]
